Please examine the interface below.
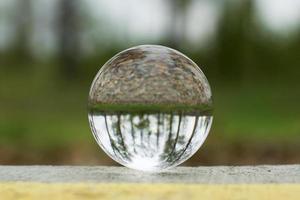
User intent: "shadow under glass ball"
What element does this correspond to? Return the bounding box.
[88,45,213,171]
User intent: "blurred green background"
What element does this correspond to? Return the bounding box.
[1,0,300,166]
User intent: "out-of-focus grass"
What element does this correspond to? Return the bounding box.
[213,83,300,140]
[1,65,300,164]
[0,67,86,145]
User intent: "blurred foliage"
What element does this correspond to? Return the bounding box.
[0,0,300,165]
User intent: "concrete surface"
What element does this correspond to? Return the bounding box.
[1,165,300,200]
[0,165,300,183]
[1,183,299,200]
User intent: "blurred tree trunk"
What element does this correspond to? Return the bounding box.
[167,0,191,49]
[215,0,255,83]
[57,0,81,79]
[13,0,32,60]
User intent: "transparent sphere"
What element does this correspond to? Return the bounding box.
[88,45,213,171]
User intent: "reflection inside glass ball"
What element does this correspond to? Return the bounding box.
[88,45,213,171]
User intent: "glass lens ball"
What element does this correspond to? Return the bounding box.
[88,45,213,171]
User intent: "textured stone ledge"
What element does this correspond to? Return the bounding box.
[0,165,299,183]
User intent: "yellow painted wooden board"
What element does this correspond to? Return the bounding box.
[0,183,299,200]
